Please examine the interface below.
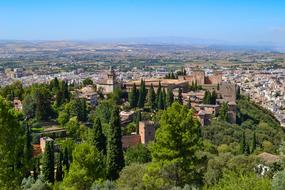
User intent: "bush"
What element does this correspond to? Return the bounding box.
[125,144,151,166]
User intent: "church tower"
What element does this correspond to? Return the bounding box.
[107,66,116,85]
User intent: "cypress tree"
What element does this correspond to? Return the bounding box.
[54,77,59,90]
[166,88,174,108]
[187,97,192,109]
[156,82,162,107]
[55,90,64,107]
[92,118,106,154]
[236,86,241,100]
[252,132,257,153]
[211,90,217,105]
[129,83,138,108]
[106,107,124,180]
[194,80,198,90]
[171,72,175,79]
[162,88,167,109]
[24,123,32,170]
[148,83,156,109]
[157,91,164,110]
[33,158,40,179]
[135,111,142,134]
[190,81,195,91]
[42,140,55,183]
[56,151,63,181]
[244,143,250,155]
[178,88,183,104]
[65,81,70,101]
[138,79,146,108]
[203,91,211,104]
[240,132,246,154]
[81,99,87,122]
[219,102,229,122]
[63,147,70,172]
[51,77,60,92]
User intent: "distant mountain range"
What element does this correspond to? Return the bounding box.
[89,36,285,52]
[0,37,284,53]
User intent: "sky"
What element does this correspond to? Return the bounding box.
[0,0,285,45]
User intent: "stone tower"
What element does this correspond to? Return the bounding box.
[139,121,155,144]
[107,66,116,85]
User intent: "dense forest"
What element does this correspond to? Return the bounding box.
[0,79,285,190]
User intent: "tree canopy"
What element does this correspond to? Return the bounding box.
[144,102,204,188]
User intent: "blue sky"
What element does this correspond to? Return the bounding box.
[0,0,285,45]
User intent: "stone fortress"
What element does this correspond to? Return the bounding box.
[124,68,237,126]
[96,67,237,128]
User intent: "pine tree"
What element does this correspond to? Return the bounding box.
[166,88,174,108]
[178,88,183,104]
[147,83,156,109]
[42,140,55,183]
[91,118,106,154]
[148,102,203,185]
[106,107,125,180]
[129,83,138,108]
[138,79,146,108]
[0,97,24,189]
[252,132,257,153]
[56,151,63,181]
